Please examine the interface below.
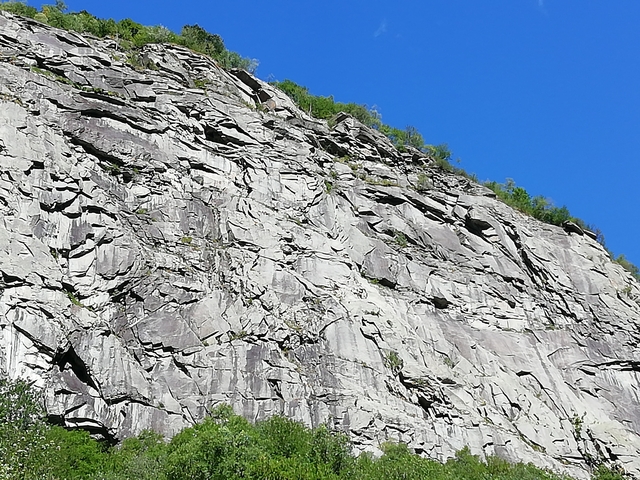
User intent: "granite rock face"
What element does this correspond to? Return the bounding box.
[1,11,640,478]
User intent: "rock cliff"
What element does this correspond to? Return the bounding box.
[1,11,639,478]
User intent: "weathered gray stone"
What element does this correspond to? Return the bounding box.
[1,10,639,479]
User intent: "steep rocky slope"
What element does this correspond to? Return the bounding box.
[1,11,639,478]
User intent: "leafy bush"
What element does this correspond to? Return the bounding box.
[105,430,168,480]
[384,350,404,374]
[179,24,225,57]
[274,79,380,126]
[394,232,408,248]
[0,0,37,18]
[592,464,627,480]
[0,377,51,479]
[614,254,640,281]
[43,427,108,479]
[486,178,576,228]
[378,124,428,151]
[415,172,432,191]
[355,442,439,480]
[0,377,631,480]
[484,179,640,279]
[0,1,256,72]
[425,143,455,171]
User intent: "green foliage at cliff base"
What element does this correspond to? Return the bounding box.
[1,377,629,480]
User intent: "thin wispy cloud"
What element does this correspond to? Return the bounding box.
[374,19,387,37]
[537,0,548,14]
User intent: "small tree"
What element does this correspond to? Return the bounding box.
[180,24,225,57]
[404,126,424,150]
[0,377,51,479]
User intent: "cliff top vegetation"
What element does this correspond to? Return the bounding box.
[0,0,637,282]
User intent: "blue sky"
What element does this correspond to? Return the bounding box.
[38,1,640,267]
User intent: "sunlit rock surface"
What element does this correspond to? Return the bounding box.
[1,11,639,478]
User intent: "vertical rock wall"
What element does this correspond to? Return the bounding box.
[1,11,639,478]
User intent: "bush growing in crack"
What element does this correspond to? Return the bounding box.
[363,176,398,187]
[384,350,403,375]
[324,179,335,194]
[394,231,408,248]
[66,289,84,307]
[415,172,432,192]
[571,412,585,439]
[228,330,248,341]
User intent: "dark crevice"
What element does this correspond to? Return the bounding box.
[39,195,78,213]
[417,394,435,416]
[54,346,99,393]
[368,191,406,206]
[318,137,349,157]
[465,216,490,237]
[67,420,117,446]
[267,378,284,401]
[173,358,193,379]
[605,446,619,461]
[24,160,45,175]
[203,124,253,146]
[377,277,396,289]
[520,250,544,285]
[431,296,450,309]
[77,90,127,106]
[68,136,124,168]
[78,108,167,134]
[1,271,24,286]
[107,279,132,303]
[405,197,447,222]
[82,204,118,220]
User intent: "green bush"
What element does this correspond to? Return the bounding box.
[614,254,640,281]
[356,442,441,480]
[384,350,404,374]
[592,464,627,480]
[0,1,256,72]
[179,24,225,57]
[0,377,51,479]
[105,430,168,480]
[256,415,313,459]
[44,427,108,479]
[0,1,38,18]
[415,172,432,191]
[274,79,381,127]
[486,178,574,227]
[308,424,354,476]
[425,143,454,171]
[0,377,631,480]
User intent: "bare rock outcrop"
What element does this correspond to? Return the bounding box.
[1,11,639,478]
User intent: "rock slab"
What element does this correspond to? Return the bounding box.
[1,11,640,479]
